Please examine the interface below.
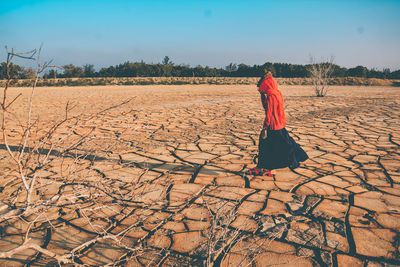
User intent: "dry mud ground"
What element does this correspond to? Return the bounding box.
[0,85,400,266]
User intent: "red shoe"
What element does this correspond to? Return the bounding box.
[263,169,274,177]
[246,167,274,177]
[246,167,262,175]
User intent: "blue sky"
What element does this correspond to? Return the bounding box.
[1,0,400,70]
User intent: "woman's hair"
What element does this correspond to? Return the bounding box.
[257,71,273,88]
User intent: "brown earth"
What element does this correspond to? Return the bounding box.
[0,85,399,266]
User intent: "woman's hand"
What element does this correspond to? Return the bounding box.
[261,128,268,139]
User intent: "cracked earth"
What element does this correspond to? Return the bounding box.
[1,85,399,266]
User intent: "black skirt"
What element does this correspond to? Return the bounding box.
[257,128,308,170]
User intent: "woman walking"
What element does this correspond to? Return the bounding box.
[247,72,308,176]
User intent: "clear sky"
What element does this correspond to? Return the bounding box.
[1,0,400,70]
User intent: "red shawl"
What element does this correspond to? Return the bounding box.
[258,75,286,130]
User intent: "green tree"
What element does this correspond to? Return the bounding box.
[43,69,58,79]
[62,64,84,78]
[347,66,369,77]
[162,56,172,65]
[83,64,96,77]
[389,70,400,79]
[383,68,390,79]
[225,63,238,73]
[0,62,26,79]
[162,56,173,76]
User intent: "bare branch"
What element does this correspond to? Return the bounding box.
[308,55,335,97]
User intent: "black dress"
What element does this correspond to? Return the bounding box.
[257,128,308,170]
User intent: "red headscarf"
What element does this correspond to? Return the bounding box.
[258,73,286,130]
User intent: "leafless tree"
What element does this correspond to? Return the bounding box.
[308,56,335,97]
[0,46,140,264]
[1,45,56,209]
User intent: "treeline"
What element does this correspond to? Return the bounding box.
[0,62,36,79]
[1,57,400,79]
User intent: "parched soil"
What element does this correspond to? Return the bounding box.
[0,85,399,266]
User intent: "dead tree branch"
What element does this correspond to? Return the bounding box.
[308,56,335,97]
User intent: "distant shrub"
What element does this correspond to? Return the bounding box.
[171,80,188,85]
[123,81,135,85]
[136,80,154,85]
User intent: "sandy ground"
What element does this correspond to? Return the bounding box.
[0,85,399,266]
